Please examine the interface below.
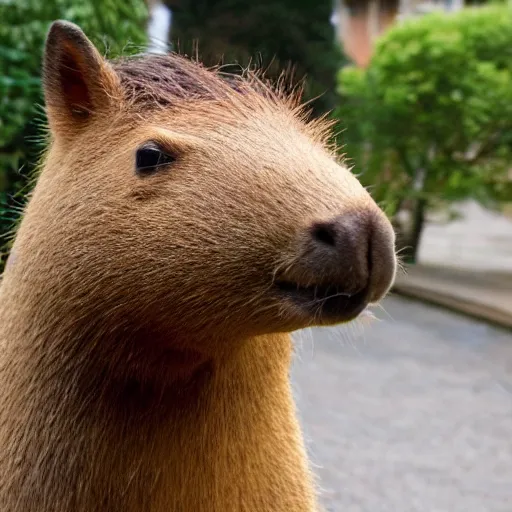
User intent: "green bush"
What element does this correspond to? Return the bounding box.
[0,0,148,271]
[337,5,512,260]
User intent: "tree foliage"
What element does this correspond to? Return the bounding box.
[165,0,345,115]
[0,0,148,270]
[337,5,512,259]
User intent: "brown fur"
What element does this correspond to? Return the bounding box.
[0,21,396,512]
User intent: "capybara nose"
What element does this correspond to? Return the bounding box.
[309,210,396,302]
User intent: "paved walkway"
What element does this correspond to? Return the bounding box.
[292,295,512,512]
[393,265,512,329]
[418,199,512,273]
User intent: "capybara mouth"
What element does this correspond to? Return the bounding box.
[275,280,369,322]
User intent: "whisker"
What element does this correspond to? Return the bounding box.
[375,303,395,322]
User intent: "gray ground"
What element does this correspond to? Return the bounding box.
[291,295,512,512]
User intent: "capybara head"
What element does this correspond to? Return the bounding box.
[11,21,396,356]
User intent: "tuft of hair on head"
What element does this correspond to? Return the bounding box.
[113,52,338,151]
[113,52,296,112]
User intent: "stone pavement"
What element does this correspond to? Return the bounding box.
[393,265,512,329]
[292,295,512,512]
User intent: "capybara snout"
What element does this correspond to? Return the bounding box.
[275,202,396,325]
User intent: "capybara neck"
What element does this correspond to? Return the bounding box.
[0,19,396,512]
[0,290,308,511]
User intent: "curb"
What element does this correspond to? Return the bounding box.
[392,283,512,331]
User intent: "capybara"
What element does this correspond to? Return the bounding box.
[0,20,396,512]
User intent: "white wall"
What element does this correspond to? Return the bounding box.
[147,1,172,54]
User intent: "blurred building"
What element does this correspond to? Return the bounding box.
[332,0,464,67]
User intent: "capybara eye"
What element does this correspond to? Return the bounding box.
[135,142,176,175]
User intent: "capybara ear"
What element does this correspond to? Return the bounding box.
[43,20,121,138]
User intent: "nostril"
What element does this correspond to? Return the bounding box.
[311,223,337,248]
